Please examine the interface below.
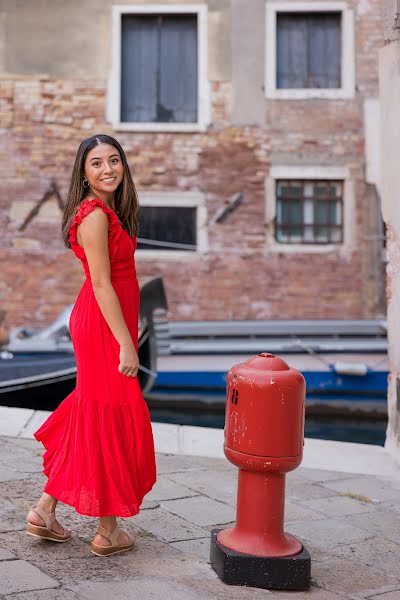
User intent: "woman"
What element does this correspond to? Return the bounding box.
[25,134,157,557]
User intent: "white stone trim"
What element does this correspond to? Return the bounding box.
[265,1,355,99]
[364,97,381,189]
[108,4,210,132]
[265,165,355,253]
[136,191,208,260]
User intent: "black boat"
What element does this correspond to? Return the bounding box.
[0,277,168,411]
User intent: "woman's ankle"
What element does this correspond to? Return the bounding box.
[37,493,58,513]
[99,517,117,532]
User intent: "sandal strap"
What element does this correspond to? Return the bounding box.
[96,524,132,547]
[30,505,55,530]
[97,524,120,546]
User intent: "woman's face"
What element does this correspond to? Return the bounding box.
[84,143,124,197]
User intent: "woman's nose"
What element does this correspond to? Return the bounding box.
[102,164,114,174]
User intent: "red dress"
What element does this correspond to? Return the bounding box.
[34,197,157,517]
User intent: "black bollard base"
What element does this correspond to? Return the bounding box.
[210,528,311,591]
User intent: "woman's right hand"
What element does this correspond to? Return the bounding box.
[119,341,139,377]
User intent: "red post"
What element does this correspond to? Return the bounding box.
[218,469,302,557]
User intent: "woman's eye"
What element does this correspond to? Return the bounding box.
[92,161,100,167]
[111,158,119,164]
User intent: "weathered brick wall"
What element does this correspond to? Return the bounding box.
[0,0,386,330]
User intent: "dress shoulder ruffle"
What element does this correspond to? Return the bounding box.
[69,198,123,254]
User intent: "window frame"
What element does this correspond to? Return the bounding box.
[265,2,355,100]
[135,191,208,260]
[265,166,354,253]
[109,4,210,132]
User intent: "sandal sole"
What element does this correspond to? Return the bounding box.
[90,542,135,557]
[26,523,71,543]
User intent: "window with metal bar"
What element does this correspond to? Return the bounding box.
[276,12,341,89]
[275,180,343,244]
[137,206,197,251]
[121,14,198,123]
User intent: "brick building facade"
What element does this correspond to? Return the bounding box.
[0,0,385,329]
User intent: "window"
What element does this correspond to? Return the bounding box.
[136,192,207,259]
[110,5,210,132]
[138,206,197,251]
[121,14,198,123]
[275,180,343,244]
[265,2,355,99]
[277,13,341,89]
[265,166,354,252]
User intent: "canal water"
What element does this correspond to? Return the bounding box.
[148,407,388,447]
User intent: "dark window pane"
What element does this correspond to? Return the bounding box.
[137,206,197,251]
[277,13,341,89]
[277,16,308,88]
[121,14,198,123]
[159,16,198,122]
[121,16,158,122]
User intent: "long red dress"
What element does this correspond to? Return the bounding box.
[34,197,157,517]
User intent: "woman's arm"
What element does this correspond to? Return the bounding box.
[77,207,138,376]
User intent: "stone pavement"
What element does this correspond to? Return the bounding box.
[0,435,400,599]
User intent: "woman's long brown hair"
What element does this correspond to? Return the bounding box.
[61,134,139,248]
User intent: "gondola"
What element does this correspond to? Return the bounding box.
[0,277,168,411]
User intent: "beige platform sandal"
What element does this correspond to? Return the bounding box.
[26,505,72,542]
[90,524,135,557]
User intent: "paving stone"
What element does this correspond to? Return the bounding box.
[18,411,52,439]
[0,456,42,474]
[322,476,400,503]
[0,440,43,475]
[4,590,82,600]
[0,409,33,438]
[299,494,379,517]
[155,453,233,475]
[287,517,371,549]
[286,481,338,501]
[0,474,51,509]
[146,475,199,502]
[268,587,347,599]
[68,576,213,600]
[115,537,210,578]
[133,506,210,542]
[380,501,400,515]
[0,559,59,594]
[0,546,15,560]
[0,464,31,483]
[4,525,97,562]
[311,556,400,596]
[294,468,356,483]
[165,468,237,505]
[181,573,276,599]
[0,505,27,533]
[285,500,325,523]
[31,556,133,587]
[342,510,400,544]
[0,437,39,451]
[161,495,235,527]
[330,537,400,577]
[170,537,211,561]
[369,591,400,599]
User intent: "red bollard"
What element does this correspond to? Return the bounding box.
[210,353,311,590]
